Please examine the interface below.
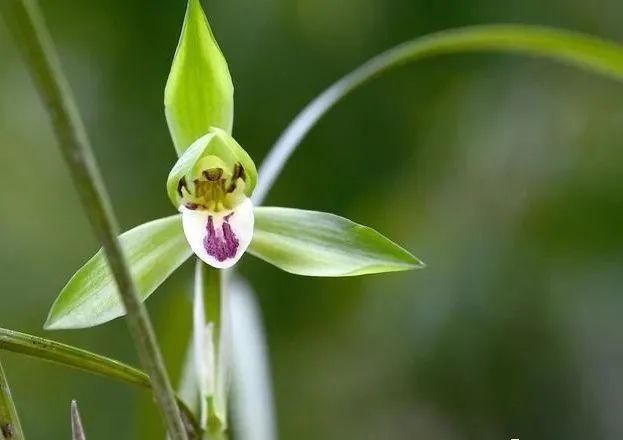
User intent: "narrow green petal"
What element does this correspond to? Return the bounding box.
[45,216,191,330]
[167,132,217,207]
[165,0,234,155]
[249,207,424,277]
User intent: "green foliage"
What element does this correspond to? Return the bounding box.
[0,328,201,437]
[0,360,25,440]
[45,216,192,330]
[249,207,424,276]
[254,24,623,203]
[165,0,234,155]
[71,400,86,440]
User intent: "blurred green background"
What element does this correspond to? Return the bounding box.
[2,0,623,439]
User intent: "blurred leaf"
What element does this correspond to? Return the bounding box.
[249,207,423,276]
[0,359,25,440]
[165,0,234,155]
[254,24,623,203]
[167,129,257,208]
[70,400,86,440]
[45,216,192,330]
[230,277,276,440]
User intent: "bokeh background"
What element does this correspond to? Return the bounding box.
[2,0,623,439]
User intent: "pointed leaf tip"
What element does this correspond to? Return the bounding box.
[165,0,234,155]
[71,400,86,440]
[45,216,192,330]
[249,207,424,277]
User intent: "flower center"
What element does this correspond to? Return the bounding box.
[177,161,246,213]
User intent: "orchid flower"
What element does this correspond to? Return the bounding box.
[167,128,257,269]
[45,0,423,333]
[45,0,423,332]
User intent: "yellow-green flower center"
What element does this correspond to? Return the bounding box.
[177,155,247,212]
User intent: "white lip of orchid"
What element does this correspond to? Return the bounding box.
[177,161,254,268]
[181,198,254,268]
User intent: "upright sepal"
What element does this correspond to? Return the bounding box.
[165,0,234,154]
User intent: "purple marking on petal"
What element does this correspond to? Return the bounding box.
[203,215,240,262]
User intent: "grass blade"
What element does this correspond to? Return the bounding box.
[0,328,148,388]
[0,359,25,440]
[253,24,623,204]
[0,328,200,438]
[70,400,86,440]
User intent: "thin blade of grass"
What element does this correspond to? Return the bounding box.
[70,400,86,440]
[0,328,200,438]
[253,24,623,204]
[0,359,25,440]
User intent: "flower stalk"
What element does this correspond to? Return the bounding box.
[194,263,231,439]
[0,1,187,438]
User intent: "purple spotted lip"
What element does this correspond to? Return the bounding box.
[203,213,239,262]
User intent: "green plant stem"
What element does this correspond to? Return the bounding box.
[0,358,25,440]
[0,2,187,439]
[194,263,229,439]
[0,328,201,438]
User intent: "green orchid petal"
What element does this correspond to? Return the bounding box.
[249,207,424,277]
[165,0,234,154]
[45,216,191,330]
[167,129,257,208]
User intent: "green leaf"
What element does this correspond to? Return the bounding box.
[166,129,257,208]
[165,0,234,155]
[249,207,423,276]
[0,359,25,440]
[71,400,86,440]
[253,24,623,204]
[45,215,191,330]
[0,327,149,386]
[0,327,201,437]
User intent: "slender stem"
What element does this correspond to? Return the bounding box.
[0,328,201,438]
[0,2,187,438]
[194,263,229,440]
[0,358,25,440]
